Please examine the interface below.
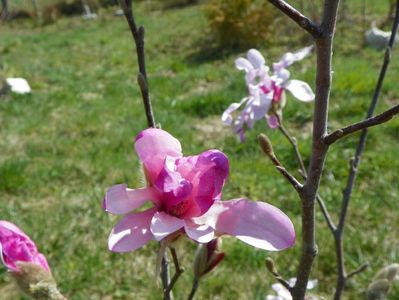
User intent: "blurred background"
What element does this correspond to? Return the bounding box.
[1,0,398,299]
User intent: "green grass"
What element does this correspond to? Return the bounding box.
[1,1,399,299]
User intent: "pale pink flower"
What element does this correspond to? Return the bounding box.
[223,47,314,138]
[0,221,50,273]
[104,128,295,252]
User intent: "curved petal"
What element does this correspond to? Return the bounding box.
[108,207,156,252]
[37,253,51,273]
[284,80,315,102]
[252,93,272,120]
[0,220,30,240]
[235,57,253,72]
[104,184,159,215]
[178,150,229,218]
[150,212,185,241]
[184,223,215,243]
[222,98,247,126]
[247,49,265,69]
[267,114,280,129]
[135,128,183,184]
[201,199,295,251]
[273,45,313,71]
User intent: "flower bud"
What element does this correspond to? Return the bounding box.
[193,239,224,279]
[367,279,391,300]
[0,221,66,299]
[258,134,275,158]
[374,263,399,282]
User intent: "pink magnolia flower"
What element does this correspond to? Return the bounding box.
[222,47,314,139]
[0,221,50,273]
[103,128,295,252]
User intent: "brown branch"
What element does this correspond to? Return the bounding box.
[333,2,399,299]
[258,134,303,192]
[291,0,341,298]
[119,0,156,128]
[277,121,337,233]
[267,0,322,37]
[346,263,369,279]
[165,248,185,295]
[324,104,399,145]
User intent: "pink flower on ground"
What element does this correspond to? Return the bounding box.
[104,128,295,252]
[0,221,50,273]
[222,47,314,140]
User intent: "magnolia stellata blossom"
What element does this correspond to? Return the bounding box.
[0,220,50,273]
[222,47,314,139]
[103,128,295,252]
[266,278,318,300]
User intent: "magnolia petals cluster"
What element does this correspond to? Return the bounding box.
[0,220,50,273]
[104,128,295,252]
[223,46,315,140]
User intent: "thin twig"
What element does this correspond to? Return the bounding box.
[161,256,172,300]
[265,258,293,291]
[165,248,185,295]
[278,123,307,176]
[346,263,369,279]
[276,166,303,192]
[258,134,303,192]
[187,278,199,300]
[324,104,399,145]
[267,0,322,37]
[278,122,337,233]
[119,0,156,128]
[333,2,399,299]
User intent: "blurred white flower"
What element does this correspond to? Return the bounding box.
[265,278,318,300]
[5,78,31,94]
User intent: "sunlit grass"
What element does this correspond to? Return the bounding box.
[1,1,398,299]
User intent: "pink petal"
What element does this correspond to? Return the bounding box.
[178,150,229,218]
[284,80,315,102]
[184,223,214,243]
[203,199,296,251]
[222,98,247,126]
[37,253,51,273]
[0,220,30,240]
[267,114,280,129]
[247,49,265,69]
[104,184,159,215]
[150,212,185,241]
[108,208,156,252]
[273,45,313,71]
[134,128,182,184]
[235,57,254,72]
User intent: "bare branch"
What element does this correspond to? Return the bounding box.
[258,134,303,192]
[267,0,322,37]
[119,0,156,128]
[316,195,336,232]
[165,248,184,296]
[265,258,293,291]
[333,2,399,299]
[324,104,399,145]
[347,263,369,279]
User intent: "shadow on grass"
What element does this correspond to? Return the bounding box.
[185,39,244,65]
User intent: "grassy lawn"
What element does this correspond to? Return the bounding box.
[1,1,398,299]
